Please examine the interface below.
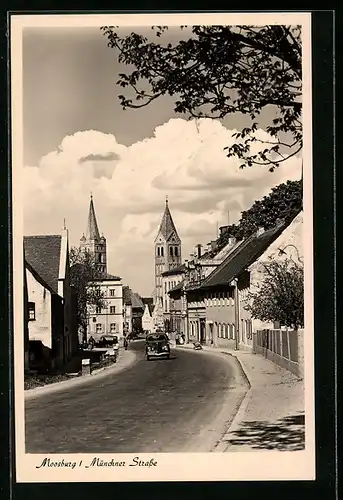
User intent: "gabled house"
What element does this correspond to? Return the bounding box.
[141,297,154,333]
[24,229,78,370]
[131,292,145,333]
[122,285,133,335]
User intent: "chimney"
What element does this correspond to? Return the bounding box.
[219,225,230,238]
[210,240,218,251]
[196,244,202,259]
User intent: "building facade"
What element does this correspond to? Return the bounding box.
[161,266,186,332]
[122,286,133,335]
[87,275,123,341]
[169,211,303,352]
[80,195,107,274]
[142,299,154,333]
[24,229,78,370]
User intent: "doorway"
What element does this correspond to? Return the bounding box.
[200,319,206,344]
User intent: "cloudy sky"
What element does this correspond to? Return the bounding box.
[22,25,301,296]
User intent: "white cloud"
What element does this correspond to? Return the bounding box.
[23,118,301,295]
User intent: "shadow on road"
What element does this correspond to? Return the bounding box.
[227,412,305,451]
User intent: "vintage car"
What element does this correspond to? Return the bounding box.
[145,333,171,361]
[98,335,118,348]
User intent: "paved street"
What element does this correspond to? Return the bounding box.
[25,341,248,453]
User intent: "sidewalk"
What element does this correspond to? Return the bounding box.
[25,348,137,401]
[179,343,305,452]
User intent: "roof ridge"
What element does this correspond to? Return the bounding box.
[200,233,255,288]
[24,235,62,238]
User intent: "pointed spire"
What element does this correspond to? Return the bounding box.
[157,197,179,240]
[85,194,101,241]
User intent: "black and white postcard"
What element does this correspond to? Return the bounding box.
[10,12,315,482]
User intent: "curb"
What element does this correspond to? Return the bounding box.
[213,388,253,452]
[25,350,137,400]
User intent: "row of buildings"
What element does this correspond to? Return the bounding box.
[24,196,154,372]
[151,198,303,352]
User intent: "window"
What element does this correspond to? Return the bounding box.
[98,253,102,263]
[96,306,101,314]
[161,247,164,257]
[96,323,102,333]
[28,302,35,321]
[157,247,160,257]
[110,323,116,333]
[109,289,115,296]
[110,306,116,314]
[174,247,178,257]
[170,246,173,256]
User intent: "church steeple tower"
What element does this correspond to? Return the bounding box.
[80,194,107,274]
[154,197,182,303]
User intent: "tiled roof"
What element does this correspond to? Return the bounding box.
[200,218,296,290]
[24,235,62,294]
[131,292,144,310]
[157,199,179,241]
[85,195,101,241]
[99,273,121,281]
[168,279,185,295]
[25,260,56,295]
[122,286,132,305]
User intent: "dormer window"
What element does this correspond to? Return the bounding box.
[174,247,178,257]
[170,246,174,256]
[161,247,164,257]
[157,247,160,257]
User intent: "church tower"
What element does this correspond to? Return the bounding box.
[80,195,107,274]
[154,197,182,304]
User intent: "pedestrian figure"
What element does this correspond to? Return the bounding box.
[123,335,128,350]
[88,336,95,350]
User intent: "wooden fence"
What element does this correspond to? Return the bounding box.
[254,329,304,378]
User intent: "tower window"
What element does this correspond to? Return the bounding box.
[170,247,173,256]
[28,302,35,321]
[98,253,102,263]
[157,247,160,257]
[161,247,164,257]
[174,247,178,257]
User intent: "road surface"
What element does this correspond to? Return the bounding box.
[25,341,248,453]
